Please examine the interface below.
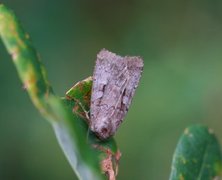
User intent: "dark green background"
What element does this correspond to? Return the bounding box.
[1,1,222,179]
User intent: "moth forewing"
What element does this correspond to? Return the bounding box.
[90,49,143,140]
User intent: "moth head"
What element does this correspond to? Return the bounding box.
[91,119,113,140]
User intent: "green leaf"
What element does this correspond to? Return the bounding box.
[0,3,54,121]
[169,125,222,180]
[64,77,120,178]
[65,76,92,123]
[48,96,104,180]
[66,76,92,112]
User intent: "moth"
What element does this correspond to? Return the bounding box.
[90,49,144,140]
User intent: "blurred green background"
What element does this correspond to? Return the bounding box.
[1,0,222,179]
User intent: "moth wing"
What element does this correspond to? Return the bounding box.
[90,49,125,122]
[110,56,144,128]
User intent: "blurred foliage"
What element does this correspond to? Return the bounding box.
[1,0,222,179]
[170,125,222,180]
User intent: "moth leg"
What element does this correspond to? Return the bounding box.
[84,110,90,120]
[72,97,90,122]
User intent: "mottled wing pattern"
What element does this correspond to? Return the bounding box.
[90,49,143,139]
[113,56,144,125]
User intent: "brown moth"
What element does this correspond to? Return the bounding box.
[90,49,144,140]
